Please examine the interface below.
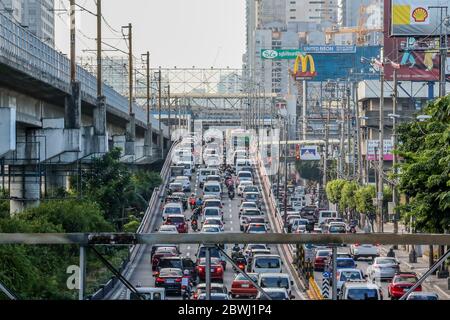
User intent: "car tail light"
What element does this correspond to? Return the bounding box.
[375,243,380,247]
[193,293,198,299]
[354,243,360,247]
[175,278,182,283]
[198,266,205,273]
[155,278,164,284]
[217,266,223,273]
[238,263,245,270]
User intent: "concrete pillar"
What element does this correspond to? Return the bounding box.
[9,165,40,214]
[144,124,153,157]
[93,96,108,153]
[125,113,136,156]
[65,82,81,129]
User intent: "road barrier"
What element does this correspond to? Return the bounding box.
[307,277,323,300]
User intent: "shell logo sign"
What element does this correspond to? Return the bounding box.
[291,54,317,80]
[411,7,429,23]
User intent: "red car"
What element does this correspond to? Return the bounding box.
[151,247,178,271]
[165,214,188,233]
[314,249,332,271]
[230,273,258,298]
[388,273,422,300]
[196,257,224,282]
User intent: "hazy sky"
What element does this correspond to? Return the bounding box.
[55,0,246,68]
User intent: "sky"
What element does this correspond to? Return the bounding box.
[54,0,246,68]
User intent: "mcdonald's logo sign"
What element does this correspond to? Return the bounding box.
[292,54,317,80]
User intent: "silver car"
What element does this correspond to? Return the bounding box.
[367,257,400,282]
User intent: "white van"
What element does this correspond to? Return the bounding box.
[203,182,222,199]
[318,211,339,226]
[290,195,306,211]
[235,158,252,173]
[127,287,165,300]
[177,161,193,178]
[251,254,282,274]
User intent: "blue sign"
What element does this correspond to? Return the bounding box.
[301,45,356,54]
[323,272,331,279]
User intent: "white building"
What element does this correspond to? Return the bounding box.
[286,0,338,25]
[22,0,55,47]
[1,0,23,22]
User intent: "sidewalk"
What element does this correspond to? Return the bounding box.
[381,223,450,299]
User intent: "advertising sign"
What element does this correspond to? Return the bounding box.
[384,0,446,81]
[390,0,449,37]
[301,45,357,54]
[261,49,303,60]
[300,146,321,161]
[292,54,317,80]
[366,140,394,161]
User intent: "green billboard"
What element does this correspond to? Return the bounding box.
[260,49,303,60]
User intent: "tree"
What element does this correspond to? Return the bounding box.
[295,160,321,183]
[340,181,359,218]
[355,185,376,215]
[325,179,347,211]
[397,96,450,233]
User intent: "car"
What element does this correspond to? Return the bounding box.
[247,223,269,234]
[247,216,267,227]
[388,273,422,300]
[192,283,228,300]
[243,244,269,258]
[251,254,282,274]
[236,171,253,186]
[157,225,179,234]
[339,281,383,300]
[291,218,313,233]
[239,201,258,213]
[350,244,380,260]
[237,181,254,196]
[173,176,191,192]
[151,247,179,271]
[367,257,400,282]
[314,249,332,271]
[127,287,165,300]
[203,218,224,231]
[162,203,183,220]
[154,268,184,296]
[198,168,219,188]
[256,288,292,300]
[318,210,339,226]
[331,257,357,271]
[155,256,196,280]
[165,214,188,234]
[197,293,230,300]
[300,206,318,223]
[284,214,302,233]
[242,191,260,207]
[203,198,223,209]
[239,208,263,231]
[406,292,439,300]
[327,223,347,234]
[150,244,179,259]
[202,207,223,222]
[258,273,294,296]
[200,225,223,234]
[196,245,226,270]
[168,182,183,193]
[230,273,259,298]
[246,249,272,270]
[336,268,365,292]
[243,185,260,194]
[204,155,221,167]
[196,257,224,282]
[171,192,188,210]
[203,181,222,199]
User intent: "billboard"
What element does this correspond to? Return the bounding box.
[292,55,317,80]
[300,146,321,161]
[366,140,394,161]
[301,45,357,54]
[390,0,449,37]
[261,49,303,60]
[384,0,446,81]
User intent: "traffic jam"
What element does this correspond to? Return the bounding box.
[128,129,438,301]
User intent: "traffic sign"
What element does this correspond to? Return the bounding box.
[322,278,330,299]
[322,271,330,279]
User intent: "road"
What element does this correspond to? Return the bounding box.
[111,145,305,300]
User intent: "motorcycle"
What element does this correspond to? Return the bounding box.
[228,189,235,200]
[191,219,198,232]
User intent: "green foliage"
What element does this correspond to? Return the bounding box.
[355,185,376,214]
[397,96,450,233]
[295,160,321,182]
[325,179,347,205]
[340,181,359,212]
[0,188,9,219]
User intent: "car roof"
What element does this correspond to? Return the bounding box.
[262,288,288,293]
[164,203,182,207]
[344,282,379,289]
[259,273,290,278]
[166,214,185,218]
[238,171,252,174]
[253,254,280,259]
[338,268,362,273]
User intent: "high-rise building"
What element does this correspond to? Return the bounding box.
[22,0,55,47]
[257,0,286,28]
[286,0,338,25]
[1,0,22,22]
[342,0,383,28]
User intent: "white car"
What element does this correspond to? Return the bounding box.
[247,223,269,234]
[200,225,222,234]
[203,218,225,231]
[162,203,183,220]
[239,201,258,213]
[336,268,365,292]
[258,273,294,296]
[256,288,291,300]
[202,207,223,222]
[236,171,253,186]
[339,281,383,300]
[350,244,380,260]
[237,181,253,196]
[157,225,179,234]
[203,181,222,199]
[251,254,282,274]
[366,257,400,282]
[173,176,191,192]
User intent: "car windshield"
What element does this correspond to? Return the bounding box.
[377,258,397,265]
[408,295,438,300]
[243,210,260,216]
[243,203,256,208]
[260,277,289,289]
[207,176,221,182]
[248,224,266,232]
[329,225,346,233]
[235,274,258,281]
[205,208,220,215]
[205,201,221,207]
[239,172,252,178]
[340,272,362,281]
[347,289,379,300]
[245,194,258,200]
[394,276,417,283]
[337,260,355,268]
[205,219,221,225]
[159,270,182,277]
[203,227,220,233]
[168,217,185,224]
[317,251,332,257]
[198,248,220,259]
[244,187,258,192]
[205,185,220,192]
[159,259,182,269]
[255,258,280,269]
[164,207,181,214]
[294,220,308,226]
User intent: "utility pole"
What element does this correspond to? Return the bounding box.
[127,23,133,115]
[339,84,345,179]
[96,0,102,97]
[392,68,399,242]
[346,84,352,177]
[323,96,331,194]
[378,50,385,233]
[144,52,150,125]
[283,117,289,226]
[158,69,164,158]
[167,85,171,143]
[432,6,449,97]
[355,82,363,184]
[70,0,76,83]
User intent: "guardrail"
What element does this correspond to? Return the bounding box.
[89,143,176,300]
